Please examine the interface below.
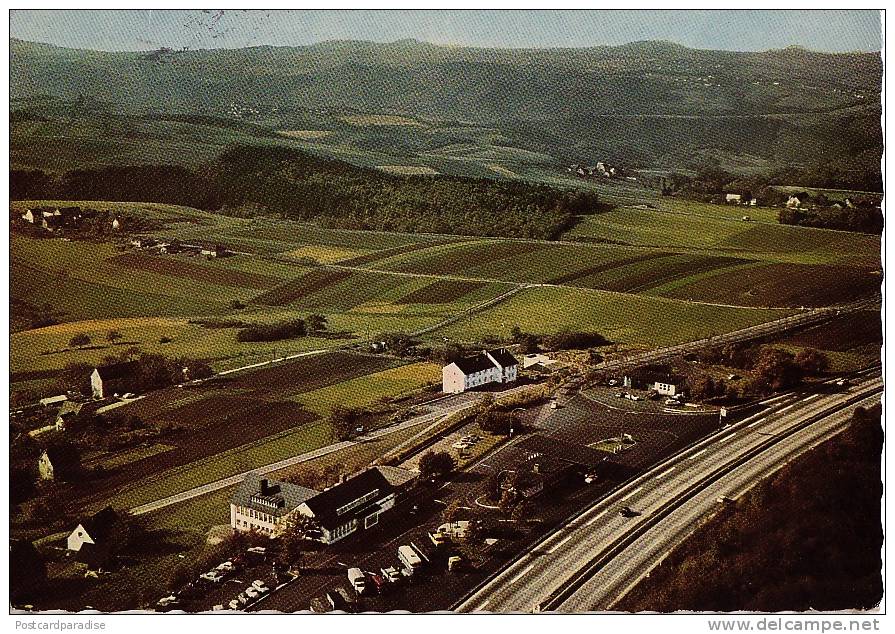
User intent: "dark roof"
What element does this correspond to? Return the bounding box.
[301,468,393,530]
[75,541,113,569]
[487,348,518,369]
[77,506,120,544]
[514,434,608,469]
[94,361,140,382]
[231,473,318,518]
[452,352,496,375]
[452,348,518,375]
[42,444,81,474]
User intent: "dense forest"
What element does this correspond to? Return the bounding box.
[10,144,608,240]
[617,404,883,611]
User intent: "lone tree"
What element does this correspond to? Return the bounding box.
[69,333,91,349]
[106,330,123,345]
[419,451,456,480]
[306,313,328,333]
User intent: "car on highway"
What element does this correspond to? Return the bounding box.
[620,505,642,518]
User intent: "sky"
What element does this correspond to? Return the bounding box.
[9,9,882,54]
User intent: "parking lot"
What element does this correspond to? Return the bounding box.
[156,388,742,612]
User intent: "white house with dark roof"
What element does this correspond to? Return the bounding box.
[230,473,318,538]
[442,348,519,393]
[90,361,140,399]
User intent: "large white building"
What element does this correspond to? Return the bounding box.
[230,474,318,538]
[442,348,519,394]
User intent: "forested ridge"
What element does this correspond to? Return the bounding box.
[10,144,608,240]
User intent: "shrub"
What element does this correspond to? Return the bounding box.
[236,318,306,342]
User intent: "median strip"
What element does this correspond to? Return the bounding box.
[655,466,676,479]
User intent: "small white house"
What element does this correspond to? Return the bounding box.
[442,349,519,394]
[21,209,35,223]
[653,381,678,396]
[725,193,742,204]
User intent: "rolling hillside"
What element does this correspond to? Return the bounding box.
[10,38,882,174]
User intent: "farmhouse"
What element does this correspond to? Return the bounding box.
[37,445,81,481]
[230,473,318,538]
[90,361,140,399]
[786,194,807,209]
[442,348,519,393]
[67,506,120,570]
[295,468,397,544]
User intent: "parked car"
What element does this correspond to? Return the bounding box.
[156,595,178,610]
[200,571,224,584]
[368,572,387,593]
[665,398,680,406]
[451,440,473,449]
[381,565,402,584]
[347,568,367,595]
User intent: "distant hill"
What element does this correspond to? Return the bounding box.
[9,37,883,174]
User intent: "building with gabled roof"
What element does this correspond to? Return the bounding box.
[230,473,318,538]
[442,348,519,393]
[295,468,396,544]
[90,361,140,399]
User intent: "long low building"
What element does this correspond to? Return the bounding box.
[442,348,519,393]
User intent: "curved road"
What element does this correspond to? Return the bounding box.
[456,376,881,613]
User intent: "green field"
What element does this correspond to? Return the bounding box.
[435,286,793,348]
[566,206,880,266]
[295,361,442,416]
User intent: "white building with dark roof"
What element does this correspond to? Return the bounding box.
[230,473,318,537]
[442,348,519,394]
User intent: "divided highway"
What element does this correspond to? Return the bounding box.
[456,374,882,613]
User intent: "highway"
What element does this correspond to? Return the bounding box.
[456,374,882,613]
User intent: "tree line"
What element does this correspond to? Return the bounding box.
[658,166,882,234]
[10,144,610,240]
